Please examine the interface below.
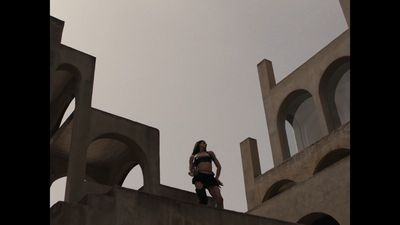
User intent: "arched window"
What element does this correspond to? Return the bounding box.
[298,212,340,225]
[319,57,350,131]
[314,148,350,174]
[263,179,296,201]
[279,90,324,158]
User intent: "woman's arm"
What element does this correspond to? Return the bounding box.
[209,151,221,179]
[188,155,195,176]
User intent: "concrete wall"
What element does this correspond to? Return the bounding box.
[248,156,349,225]
[242,122,349,210]
[79,182,215,208]
[51,186,300,225]
[87,108,160,194]
[50,16,162,203]
[50,16,97,202]
[257,30,349,166]
[240,3,350,223]
[158,184,216,207]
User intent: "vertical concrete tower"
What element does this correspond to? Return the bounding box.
[240,1,350,225]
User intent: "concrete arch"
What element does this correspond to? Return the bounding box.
[298,212,340,225]
[52,63,80,101]
[263,179,296,201]
[277,89,323,159]
[87,133,150,188]
[313,148,350,174]
[85,109,160,194]
[319,56,350,132]
[50,63,80,137]
[56,63,82,80]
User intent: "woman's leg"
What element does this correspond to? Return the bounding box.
[208,186,223,209]
[195,181,207,205]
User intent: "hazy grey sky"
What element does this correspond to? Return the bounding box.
[50,0,348,212]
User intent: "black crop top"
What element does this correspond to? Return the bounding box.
[193,153,213,166]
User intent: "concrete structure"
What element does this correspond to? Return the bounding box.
[50,16,299,225]
[51,186,300,225]
[240,1,350,225]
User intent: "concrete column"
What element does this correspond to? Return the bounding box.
[312,90,332,138]
[257,59,287,166]
[65,76,94,203]
[257,59,276,97]
[271,117,290,166]
[240,138,262,209]
[339,0,350,27]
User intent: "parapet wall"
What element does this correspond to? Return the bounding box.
[51,186,300,225]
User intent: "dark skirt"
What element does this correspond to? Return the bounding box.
[192,172,220,188]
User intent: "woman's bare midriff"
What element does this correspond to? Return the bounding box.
[196,162,213,174]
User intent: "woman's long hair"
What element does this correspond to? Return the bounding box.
[192,140,205,155]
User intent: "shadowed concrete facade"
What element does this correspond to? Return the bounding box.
[51,186,300,225]
[240,1,350,224]
[50,15,299,225]
[50,16,160,201]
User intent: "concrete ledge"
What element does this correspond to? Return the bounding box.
[51,186,300,225]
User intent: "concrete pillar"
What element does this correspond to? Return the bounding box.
[311,94,331,139]
[240,138,261,188]
[240,138,262,209]
[339,0,350,27]
[65,75,94,203]
[257,59,287,166]
[257,59,276,97]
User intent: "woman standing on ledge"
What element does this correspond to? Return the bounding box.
[188,140,224,209]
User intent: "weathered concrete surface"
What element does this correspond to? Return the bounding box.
[51,186,300,225]
[257,30,349,166]
[240,2,350,223]
[248,156,349,225]
[339,0,350,26]
[241,122,349,210]
[50,107,160,194]
[158,184,216,207]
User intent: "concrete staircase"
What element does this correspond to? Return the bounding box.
[50,186,299,225]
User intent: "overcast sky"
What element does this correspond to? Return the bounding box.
[50,0,348,212]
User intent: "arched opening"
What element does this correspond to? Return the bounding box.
[314,148,350,174]
[50,64,79,137]
[319,56,350,131]
[122,165,144,190]
[285,121,298,156]
[335,70,350,124]
[298,212,340,225]
[263,179,296,201]
[50,176,66,207]
[85,134,149,189]
[85,137,130,186]
[278,90,324,158]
